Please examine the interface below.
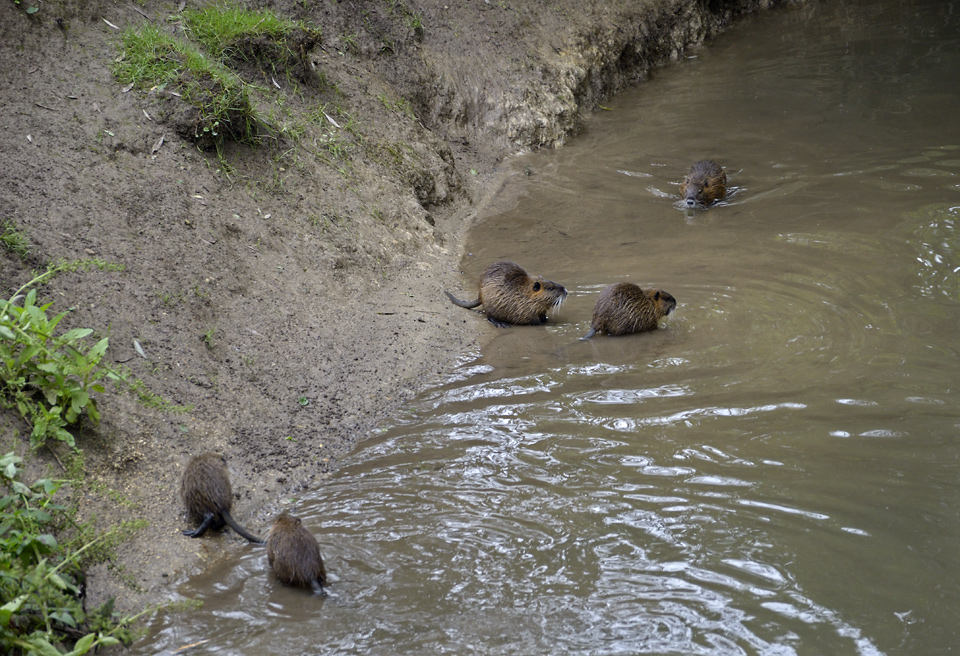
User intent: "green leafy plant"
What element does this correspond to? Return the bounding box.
[0,452,148,653]
[1,262,124,449]
[1,259,191,450]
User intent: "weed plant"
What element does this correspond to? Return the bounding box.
[1,259,191,450]
[0,453,149,654]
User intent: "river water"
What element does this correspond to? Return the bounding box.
[140,0,960,654]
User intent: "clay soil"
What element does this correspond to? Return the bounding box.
[0,0,781,620]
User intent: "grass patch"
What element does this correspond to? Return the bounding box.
[1,220,32,260]
[113,24,258,150]
[184,3,320,62]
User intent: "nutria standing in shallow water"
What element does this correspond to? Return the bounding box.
[581,283,677,339]
[445,260,568,327]
[267,513,327,594]
[180,453,263,543]
[680,160,726,207]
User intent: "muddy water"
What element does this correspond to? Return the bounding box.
[140,1,960,654]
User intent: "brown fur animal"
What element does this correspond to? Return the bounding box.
[581,283,677,339]
[267,513,327,594]
[445,260,568,327]
[180,453,263,543]
[680,160,726,208]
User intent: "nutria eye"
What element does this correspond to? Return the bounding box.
[533,282,541,292]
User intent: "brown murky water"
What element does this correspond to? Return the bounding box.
[140,1,960,653]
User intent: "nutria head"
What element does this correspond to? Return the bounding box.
[651,289,677,317]
[680,160,727,208]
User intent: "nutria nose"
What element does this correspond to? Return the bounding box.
[684,198,697,207]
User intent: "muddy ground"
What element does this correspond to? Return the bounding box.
[0,0,785,621]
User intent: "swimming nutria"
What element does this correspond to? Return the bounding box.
[267,512,327,594]
[445,260,568,328]
[180,453,263,543]
[680,160,726,207]
[581,283,677,339]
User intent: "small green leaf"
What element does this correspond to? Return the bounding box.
[38,533,58,549]
[68,633,97,655]
[48,572,69,589]
[50,610,77,627]
[88,337,109,362]
[56,428,76,447]
[29,638,63,656]
[0,595,27,627]
[70,389,90,414]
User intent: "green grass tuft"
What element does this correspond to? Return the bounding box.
[113,24,258,148]
[1,219,32,259]
[184,3,318,60]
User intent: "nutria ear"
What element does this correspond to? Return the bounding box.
[654,291,661,300]
[294,517,302,526]
[533,281,541,292]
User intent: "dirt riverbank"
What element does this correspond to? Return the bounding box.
[0,0,786,618]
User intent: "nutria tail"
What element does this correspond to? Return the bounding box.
[445,291,482,309]
[222,512,265,544]
[680,160,726,208]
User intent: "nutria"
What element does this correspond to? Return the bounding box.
[680,160,726,207]
[581,283,677,339]
[180,453,263,543]
[445,260,568,328]
[267,512,327,594]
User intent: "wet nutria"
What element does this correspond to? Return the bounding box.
[445,260,568,328]
[180,453,263,543]
[680,160,726,208]
[267,512,327,594]
[581,283,677,339]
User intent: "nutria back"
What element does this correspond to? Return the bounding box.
[181,453,232,528]
[583,283,677,338]
[180,453,263,542]
[680,160,726,207]
[267,513,327,593]
[445,260,567,327]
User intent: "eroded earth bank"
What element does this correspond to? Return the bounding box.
[0,0,784,620]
